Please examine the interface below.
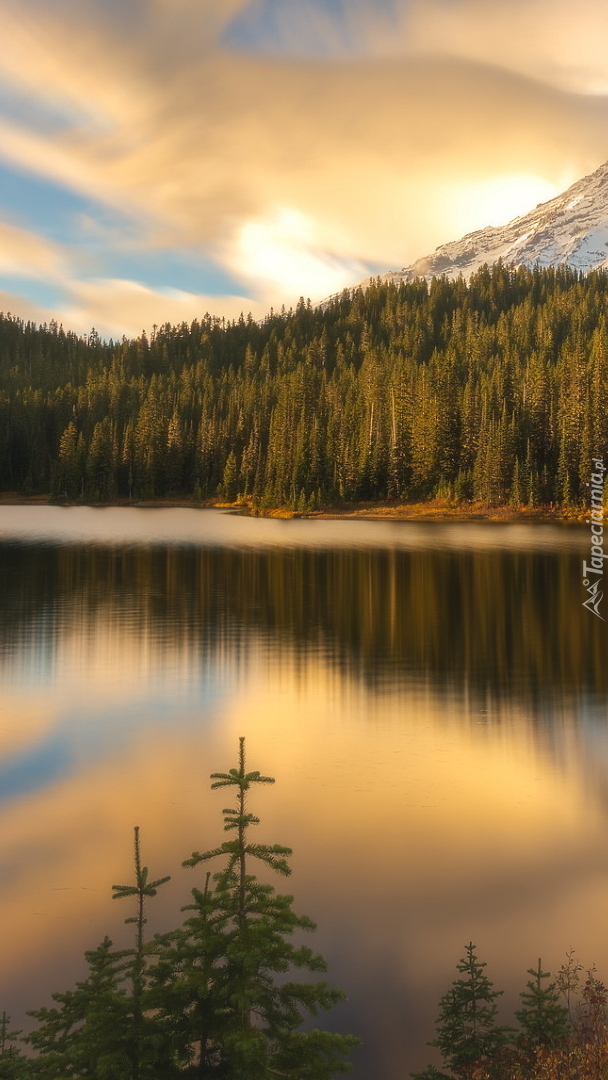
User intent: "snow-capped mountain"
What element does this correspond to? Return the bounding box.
[375,160,608,286]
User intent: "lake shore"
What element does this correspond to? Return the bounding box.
[0,492,587,522]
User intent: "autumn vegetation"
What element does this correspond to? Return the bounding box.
[415,943,608,1080]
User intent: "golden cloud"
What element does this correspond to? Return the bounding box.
[0,0,607,334]
[62,277,266,337]
[406,0,608,95]
[0,219,68,277]
[0,288,60,325]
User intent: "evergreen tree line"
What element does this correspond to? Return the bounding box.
[415,942,608,1080]
[0,263,607,508]
[0,740,358,1080]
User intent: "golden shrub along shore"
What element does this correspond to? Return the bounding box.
[0,491,587,521]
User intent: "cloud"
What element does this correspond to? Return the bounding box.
[0,220,68,278]
[249,0,608,97]
[0,289,62,326]
[219,207,371,303]
[406,0,608,96]
[0,0,608,336]
[2,274,266,342]
[193,54,607,263]
[225,0,608,98]
[61,278,266,339]
[225,0,401,59]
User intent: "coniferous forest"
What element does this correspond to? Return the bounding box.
[0,263,607,509]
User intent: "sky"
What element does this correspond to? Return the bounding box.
[1,0,608,339]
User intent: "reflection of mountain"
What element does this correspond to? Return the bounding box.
[1,539,604,709]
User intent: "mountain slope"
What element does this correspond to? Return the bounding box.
[376,161,608,286]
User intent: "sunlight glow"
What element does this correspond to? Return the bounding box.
[234,207,366,301]
[452,174,561,234]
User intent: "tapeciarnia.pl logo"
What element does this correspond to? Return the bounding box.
[582,456,606,621]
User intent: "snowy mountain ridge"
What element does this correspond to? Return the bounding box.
[368,160,608,288]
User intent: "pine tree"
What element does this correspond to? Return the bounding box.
[27,835,173,1080]
[112,826,171,1080]
[423,943,509,1080]
[166,409,187,494]
[149,871,231,1077]
[87,416,116,501]
[27,937,132,1078]
[515,959,570,1050]
[0,1012,30,1080]
[180,737,359,1080]
[56,421,81,500]
[220,451,238,502]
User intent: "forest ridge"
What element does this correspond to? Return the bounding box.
[0,263,606,509]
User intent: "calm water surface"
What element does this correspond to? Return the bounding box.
[0,506,607,1079]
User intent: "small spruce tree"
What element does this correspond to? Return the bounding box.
[26,937,132,1079]
[515,958,570,1050]
[0,1012,30,1080]
[112,826,171,1080]
[148,870,231,1077]
[181,736,359,1080]
[417,943,510,1080]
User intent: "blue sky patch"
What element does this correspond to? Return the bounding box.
[0,159,244,300]
[224,0,400,58]
[0,160,122,248]
[108,249,244,298]
[0,276,67,313]
[0,76,93,137]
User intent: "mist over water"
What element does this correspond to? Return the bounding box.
[0,507,606,1080]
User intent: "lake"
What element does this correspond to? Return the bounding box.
[0,506,606,1079]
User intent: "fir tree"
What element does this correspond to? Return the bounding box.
[421,943,509,1080]
[112,826,171,1080]
[515,958,570,1050]
[0,1012,30,1080]
[220,451,238,502]
[56,421,81,500]
[149,871,230,1077]
[26,937,132,1079]
[181,737,359,1080]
